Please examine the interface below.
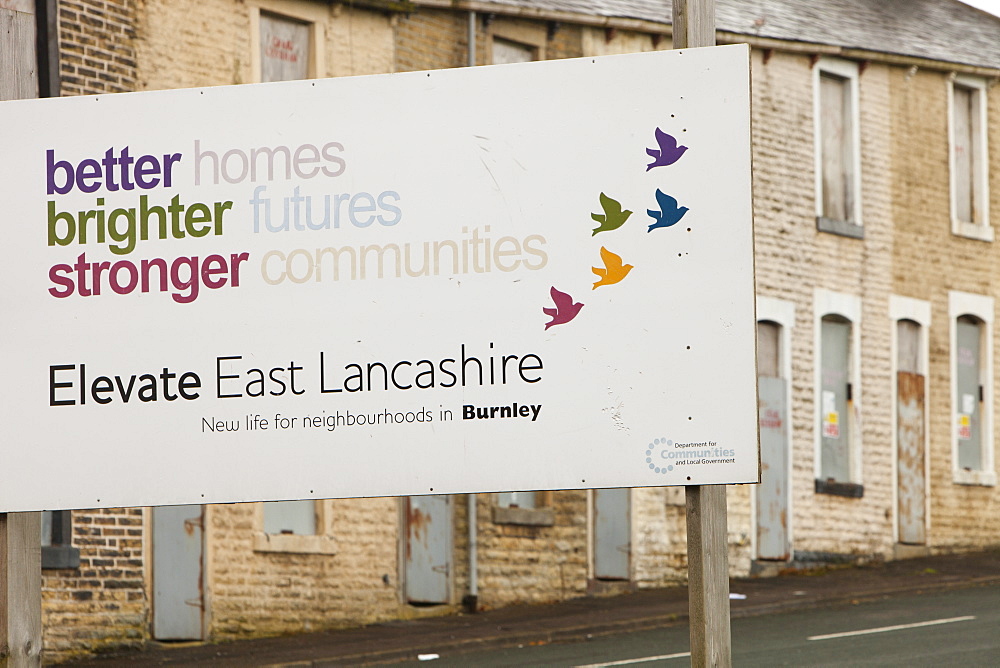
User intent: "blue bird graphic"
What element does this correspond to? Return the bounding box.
[647,189,689,232]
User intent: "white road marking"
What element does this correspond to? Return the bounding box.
[808,615,976,641]
[575,652,691,667]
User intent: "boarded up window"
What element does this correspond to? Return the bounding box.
[819,72,855,223]
[820,315,851,482]
[757,320,780,378]
[956,315,984,471]
[952,83,983,224]
[264,499,316,535]
[492,38,535,65]
[897,319,921,374]
[261,12,310,82]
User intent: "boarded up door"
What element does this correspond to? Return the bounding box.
[756,321,789,561]
[593,488,630,580]
[897,320,926,545]
[152,505,204,640]
[405,495,451,604]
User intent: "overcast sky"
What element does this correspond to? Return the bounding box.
[961,0,1000,16]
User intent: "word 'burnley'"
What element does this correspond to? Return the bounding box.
[463,403,542,421]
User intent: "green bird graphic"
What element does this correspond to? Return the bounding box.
[591,192,633,236]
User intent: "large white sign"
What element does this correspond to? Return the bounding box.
[0,45,756,512]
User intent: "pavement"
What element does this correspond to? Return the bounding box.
[66,547,1000,667]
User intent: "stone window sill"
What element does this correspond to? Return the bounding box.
[253,531,338,555]
[952,219,994,242]
[815,478,864,498]
[953,469,997,487]
[42,545,81,569]
[817,216,863,238]
[491,505,555,527]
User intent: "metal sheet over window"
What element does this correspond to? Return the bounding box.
[264,499,316,535]
[497,491,536,509]
[820,316,851,482]
[956,315,983,470]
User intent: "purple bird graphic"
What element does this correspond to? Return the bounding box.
[646,128,688,171]
[543,286,584,330]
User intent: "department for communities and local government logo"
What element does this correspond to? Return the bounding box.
[646,437,674,474]
[646,437,737,473]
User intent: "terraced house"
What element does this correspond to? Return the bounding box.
[3,0,999,662]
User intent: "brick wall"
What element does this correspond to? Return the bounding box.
[42,508,146,664]
[44,2,146,660]
[581,26,668,56]
[134,0,394,91]
[58,0,137,95]
[395,10,470,72]
[327,6,395,77]
[394,8,584,73]
[134,0,249,90]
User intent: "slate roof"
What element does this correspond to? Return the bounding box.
[481,0,1000,69]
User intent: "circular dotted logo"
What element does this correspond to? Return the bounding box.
[645,437,673,474]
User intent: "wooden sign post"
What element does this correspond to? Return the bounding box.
[1,514,42,668]
[1,3,44,667]
[673,1,735,666]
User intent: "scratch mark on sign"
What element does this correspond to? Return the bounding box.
[603,392,629,433]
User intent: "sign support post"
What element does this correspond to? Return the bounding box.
[1,3,44,667]
[0,513,42,668]
[672,1,734,666]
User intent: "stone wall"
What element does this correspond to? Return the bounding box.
[751,50,895,561]
[889,66,1000,551]
[206,498,403,639]
[472,491,589,609]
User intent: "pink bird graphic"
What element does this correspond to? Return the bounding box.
[543,286,584,330]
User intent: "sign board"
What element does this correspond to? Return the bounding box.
[0,45,756,512]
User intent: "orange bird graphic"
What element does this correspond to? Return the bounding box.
[592,247,634,289]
